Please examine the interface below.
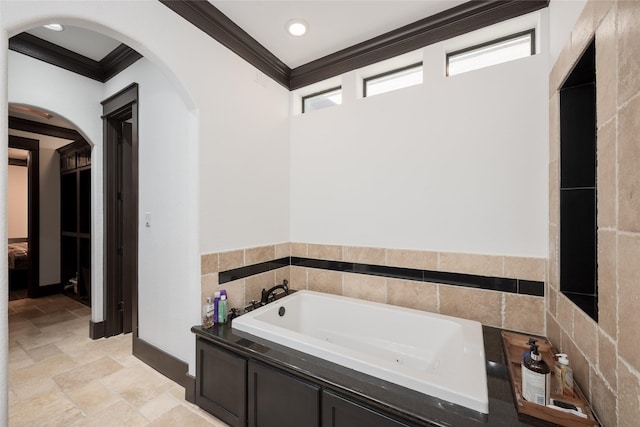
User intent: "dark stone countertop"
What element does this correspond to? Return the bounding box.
[192,322,559,427]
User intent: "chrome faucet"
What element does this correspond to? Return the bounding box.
[261,279,289,305]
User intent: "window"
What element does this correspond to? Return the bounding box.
[302,87,342,113]
[363,63,423,97]
[446,29,535,76]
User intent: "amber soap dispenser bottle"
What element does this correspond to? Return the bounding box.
[521,344,550,406]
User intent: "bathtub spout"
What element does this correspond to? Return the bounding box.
[261,280,289,305]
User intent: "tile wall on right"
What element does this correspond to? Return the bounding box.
[547,1,640,425]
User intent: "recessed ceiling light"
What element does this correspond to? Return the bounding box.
[43,23,64,32]
[286,19,308,37]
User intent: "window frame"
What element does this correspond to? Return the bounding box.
[301,86,342,113]
[446,29,536,77]
[362,62,423,98]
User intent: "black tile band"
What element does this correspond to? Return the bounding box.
[217,256,544,296]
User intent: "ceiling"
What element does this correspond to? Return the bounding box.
[18,1,466,71]
[210,0,467,68]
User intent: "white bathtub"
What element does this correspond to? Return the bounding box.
[232,290,489,414]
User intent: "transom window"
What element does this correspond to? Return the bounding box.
[363,63,423,97]
[302,87,342,113]
[447,29,535,76]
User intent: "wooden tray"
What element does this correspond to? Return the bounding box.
[501,331,599,427]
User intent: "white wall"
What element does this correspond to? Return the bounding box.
[7,165,27,238]
[291,13,549,258]
[2,0,291,387]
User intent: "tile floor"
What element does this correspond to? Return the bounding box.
[7,294,228,426]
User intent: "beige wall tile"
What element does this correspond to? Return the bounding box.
[245,271,276,304]
[617,0,640,105]
[548,225,559,289]
[503,257,545,282]
[548,286,557,318]
[618,233,640,373]
[438,252,502,277]
[571,0,595,59]
[438,285,501,327]
[573,309,598,364]
[590,367,618,427]
[561,331,590,393]
[343,246,385,265]
[274,242,291,258]
[290,242,307,257]
[618,361,640,427]
[200,253,218,275]
[221,279,246,312]
[547,313,562,350]
[556,293,574,337]
[550,42,574,96]
[597,121,617,228]
[289,266,308,290]
[218,249,244,271]
[307,243,342,261]
[618,95,640,232]
[503,294,544,335]
[308,269,342,296]
[598,330,617,390]
[597,229,617,338]
[387,279,437,313]
[596,7,618,126]
[549,159,559,227]
[245,245,275,265]
[386,249,437,270]
[549,93,560,163]
[342,273,386,303]
[275,266,290,287]
[200,274,219,307]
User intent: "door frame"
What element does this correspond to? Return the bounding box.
[8,135,39,298]
[102,83,138,338]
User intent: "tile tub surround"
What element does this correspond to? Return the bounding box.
[201,243,546,336]
[547,1,640,426]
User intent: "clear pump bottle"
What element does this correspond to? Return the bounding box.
[202,297,214,329]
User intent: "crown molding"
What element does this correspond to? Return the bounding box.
[161,0,548,91]
[159,0,291,88]
[9,116,83,141]
[9,33,142,83]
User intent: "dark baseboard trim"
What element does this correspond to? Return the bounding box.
[184,374,196,403]
[90,321,106,340]
[133,336,190,388]
[31,283,63,298]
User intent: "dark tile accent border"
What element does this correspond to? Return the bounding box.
[216,256,544,296]
[218,257,290,284]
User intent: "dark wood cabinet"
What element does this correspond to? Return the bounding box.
[196,338,247,427]
[248,360,320,427]
[58,141,91,305]
[322,391,412,427]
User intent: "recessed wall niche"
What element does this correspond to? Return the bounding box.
[559,38,597,321]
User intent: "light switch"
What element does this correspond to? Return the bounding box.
[145,212,151,227]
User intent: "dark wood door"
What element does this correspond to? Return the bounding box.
[119,121,134,334]
[196,338,247,427]
[248,360,320,427]
[322,391,412,427]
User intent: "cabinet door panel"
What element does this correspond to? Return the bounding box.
[322,391,412,427]
[196,338,247,427]
[248,360,320,427]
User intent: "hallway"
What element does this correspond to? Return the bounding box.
[7,294,227,426]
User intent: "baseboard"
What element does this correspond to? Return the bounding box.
[31,283,63,297]
[89,321,105,340]
[133,336,190,388]
[184,374,196,403]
